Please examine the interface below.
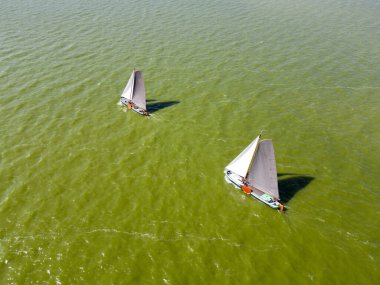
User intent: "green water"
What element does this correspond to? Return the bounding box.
[1,0,379,284]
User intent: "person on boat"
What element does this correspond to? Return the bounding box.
[127,101,134,109]
[241,177,248,186]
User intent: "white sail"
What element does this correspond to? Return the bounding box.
[225,135,260,178]
[121,69,135,100]
[246,139,279,199]
[132,71,146,110]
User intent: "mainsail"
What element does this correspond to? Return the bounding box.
[132,71,146,110]
[121,70,135,100]
[225,135,260,178]
[246,139,279,199]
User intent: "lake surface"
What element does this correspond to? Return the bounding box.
[1,0,379,284]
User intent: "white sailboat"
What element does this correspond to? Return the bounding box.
[224,132,284,211]
[119,68,150,116]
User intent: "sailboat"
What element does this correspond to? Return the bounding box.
[224,132,284,211]
[119,68,150,116]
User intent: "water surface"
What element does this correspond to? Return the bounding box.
[1,0,379,284]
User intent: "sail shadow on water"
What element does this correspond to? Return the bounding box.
[277,174,314,204]
[146,100,179,114]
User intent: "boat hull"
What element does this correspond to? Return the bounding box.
[131,107,150,116]
[224,170,244,188]
[224,170,281,210]
[120,99,150,116]
[250,191,280,209]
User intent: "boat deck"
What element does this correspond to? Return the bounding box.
[250,187,265,198]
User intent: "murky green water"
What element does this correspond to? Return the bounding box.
[1,0,379,284]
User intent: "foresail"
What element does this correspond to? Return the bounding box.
[225,136,260,178]
[132,71,146,110]
[246,140,279,199]
[121,70,135,100]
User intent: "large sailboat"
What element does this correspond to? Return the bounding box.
[119,68,150,116]
[224,132,284,211]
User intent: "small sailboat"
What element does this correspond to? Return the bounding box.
[224,132,284,212]
[119,68,150,116]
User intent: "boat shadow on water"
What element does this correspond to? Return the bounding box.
[146,99,179,114]
[277,173,314,204]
